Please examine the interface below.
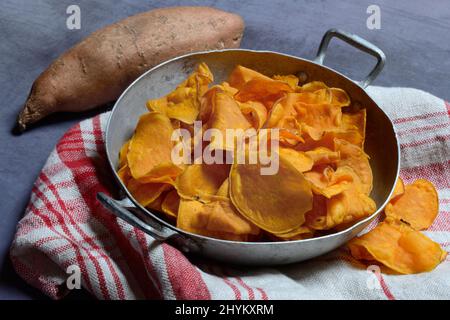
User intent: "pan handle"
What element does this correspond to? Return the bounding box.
[314,29,386,88]
[97,192,177,241]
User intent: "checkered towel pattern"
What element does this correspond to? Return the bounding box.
[10,87,450,299]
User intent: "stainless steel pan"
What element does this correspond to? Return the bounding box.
[97,29,399,266]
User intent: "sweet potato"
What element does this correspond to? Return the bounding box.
[16,6,244,131]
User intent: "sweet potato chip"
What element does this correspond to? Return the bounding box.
[127,112,175,179]
[161,189,180,218]
[127,179,170,207]
[146,63,213,124]
[235,78,293,109]
[348,222,447,274]
[117,164,131,185]
[305,147,340,166]
[279,148,313,173]
[175,163,230,202]
[239,100,268,129]
[216,178,229,197]
[273,74,299,89]
[177,198,259,241]
[119,140,130,168]
[205,89,252,150]
[228,65,272,90]
[389,177,405,201]
[230,153,313,233]
[326,188,376,228]
[335,139,373,195]
[385,179,439,230]
[137,162,184,185]
[299,81,329,93]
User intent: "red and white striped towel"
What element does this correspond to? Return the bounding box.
[10,87,450,300]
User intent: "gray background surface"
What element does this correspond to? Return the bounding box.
[1,0,449,299]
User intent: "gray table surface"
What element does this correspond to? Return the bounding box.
[1,0,449,300]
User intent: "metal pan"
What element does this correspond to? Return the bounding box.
[97,29,399,266]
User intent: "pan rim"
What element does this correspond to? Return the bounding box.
[105,48,400,246]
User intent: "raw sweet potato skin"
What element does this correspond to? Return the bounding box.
[17,6,244,131]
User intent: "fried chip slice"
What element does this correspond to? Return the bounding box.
[175,163,230,203]
[127,112,175,179]
[177,198,259,241]
[279,148,313,173]
[273,74,299,89]
[205,89,252,150]
[137,162,184,185]
[348,222,447,274]
[216,178,229,197]
[305,147,340,166]
[239,100,268,129]
[299,81,329,93]
[335,139,373,195]
[228,65,272,90]
[127,179,170,207]
[117,164,131,185]
[161,189,180,218]
[146,63,213,124]
[230,153,313,233]
[389,177,405,201]
[385,179,439,230]
[235,78,293,109]
[119,140,130,168]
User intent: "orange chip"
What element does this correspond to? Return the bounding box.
[127,112,175,179]
[335,139,373,195]
[385,179,439,230]
[127,179,170,207]
[272,74,299,89]
[161,189,180,218]
[177,198,259,241]
[235,78,293,109]
[278,148,313,173]
[305,147,340,166]
[175,163,230,202]
[204,89,252,150]
[216,178,229,197]
[272,225,314,240]
[230,153,313,233]
[119,140,130,168]
[239,100,268,129]
[389,177,405,201]
[146,63,213,124]
[299,81,329,92]
[348,222,447,274]
[117,164,131,185]
[137,162,184,185]
[146,191,166,212]
[228,65,272,90]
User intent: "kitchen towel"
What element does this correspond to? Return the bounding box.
[10,86,450,299]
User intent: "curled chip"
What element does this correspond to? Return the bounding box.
[127,112,175,179]
[348,221,447,274]
[228,65,272,90]
[119,140,130,168]
[385,179,439,230]
[146,63,213,124]
[175,163,230,203]
[230,153,313,233]
[177,198,259,241]
[161,189,180,218]
[235,78,293,108]
[389,177,405,201]
[204,89,252,150]
[127,179,170,207]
